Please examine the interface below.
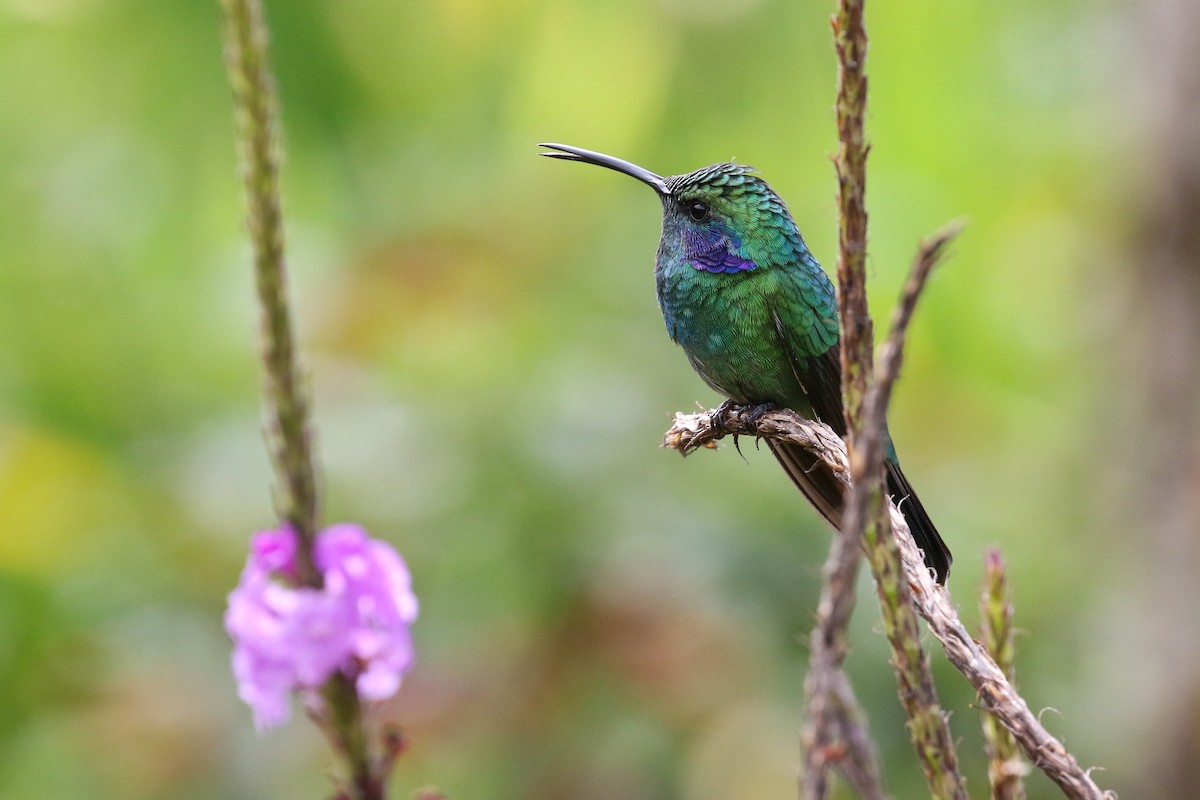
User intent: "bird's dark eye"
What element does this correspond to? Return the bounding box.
[685,200,710,222]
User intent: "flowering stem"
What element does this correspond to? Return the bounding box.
[219,1,388,797]
[219,0,320,588]
[979,549,1027,800]
[863,227,966,799]
[323,675,382,800]
[832,0,872,434]
[830,1,966,795]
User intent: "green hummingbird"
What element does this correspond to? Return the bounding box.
[540,143,952,583]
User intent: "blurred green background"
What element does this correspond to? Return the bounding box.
[2,0,1198,798]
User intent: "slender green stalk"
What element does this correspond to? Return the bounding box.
[830,1,966,796]
[219,2,383,797]
[858,230,966,800]
[861,509,965,800]
[832,0,872,441]
[322,675,382,800]
[219,0,319,587]
[980,549,1027,800]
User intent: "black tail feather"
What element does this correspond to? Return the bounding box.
[767,439,845,531]
[884,459,952,584]
[768,440,953,585]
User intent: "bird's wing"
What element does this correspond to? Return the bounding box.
[765,267,846,436]
[767,276,953,583]
[762,288,848,529]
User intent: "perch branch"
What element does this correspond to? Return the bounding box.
[663,407,1115,800]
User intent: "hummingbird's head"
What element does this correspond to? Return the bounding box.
[539,143,803,274]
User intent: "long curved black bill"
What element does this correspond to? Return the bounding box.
[539,143,669,196]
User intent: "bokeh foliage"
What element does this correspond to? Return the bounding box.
[0,0,1191,798]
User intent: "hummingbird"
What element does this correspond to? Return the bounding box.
[539,143,952,583]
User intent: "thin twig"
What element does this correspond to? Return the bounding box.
[663,406,1115,800]
[799,5,889,796]
[872,222,963,417]
[980,549,1028,800]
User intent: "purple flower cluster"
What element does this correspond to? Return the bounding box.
[225,523,419,729]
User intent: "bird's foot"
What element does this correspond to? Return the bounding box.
[709,400,746,460]
[742,402,777,428]
[711,399,775,430]
[711,400,777,461]
[710,399,740,433]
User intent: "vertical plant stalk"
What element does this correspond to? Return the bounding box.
[980,549,1028,800]
[828,0,967,796]
[799,6,887,796]
[832,0,872,430]
[219,2,382,797]
[219,0,319,587]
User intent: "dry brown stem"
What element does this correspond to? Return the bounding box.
[826,0,965,789]
[663,407,1115,800]
[800,4,883,792]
